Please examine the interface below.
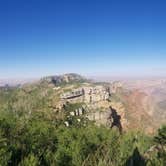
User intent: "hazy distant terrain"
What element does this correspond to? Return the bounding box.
[123,79,166,126]
[0,78,39,87]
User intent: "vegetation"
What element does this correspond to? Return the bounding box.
[0,87,165,166]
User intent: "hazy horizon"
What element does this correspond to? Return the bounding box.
[1,73,166,87]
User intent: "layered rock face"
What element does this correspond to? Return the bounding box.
[61,85,110,103]
[60,88,84,100]
[83,86,110,103]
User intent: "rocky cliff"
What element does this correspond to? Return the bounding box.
[31,74,166,134]
[41,73,87,86]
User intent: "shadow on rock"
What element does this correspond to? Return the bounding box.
[108,106,122,133]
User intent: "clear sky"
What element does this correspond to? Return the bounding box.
[0,0,166,78]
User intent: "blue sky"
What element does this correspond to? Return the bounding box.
[0,0,166,78]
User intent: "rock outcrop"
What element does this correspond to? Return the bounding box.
[60,85,110,103]
[41,73,87,86]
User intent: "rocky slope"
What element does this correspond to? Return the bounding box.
[9,74,166,134]
[41,73,87,86]
[123,79,166,130]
